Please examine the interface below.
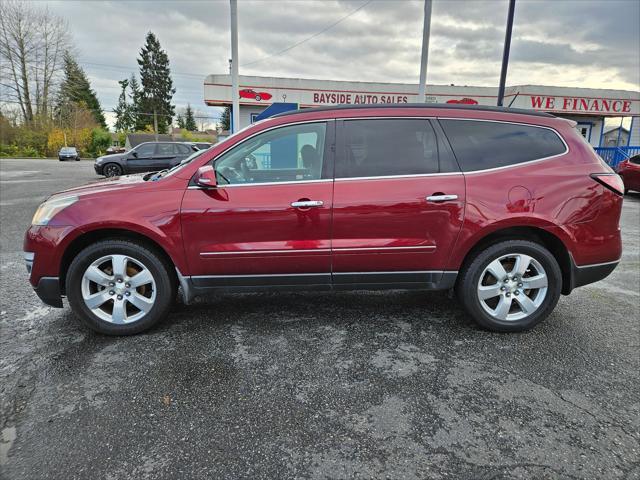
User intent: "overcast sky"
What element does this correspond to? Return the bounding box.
[46,0,640,128]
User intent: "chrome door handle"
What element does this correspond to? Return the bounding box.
[426,194,458,202]
[291,200,324,208]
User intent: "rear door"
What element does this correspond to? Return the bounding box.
[331,117,465,288]
[152,143,179,170]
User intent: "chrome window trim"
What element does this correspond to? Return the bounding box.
[437,117,570,175]
[188,178,333,189]
[334,172,463,182]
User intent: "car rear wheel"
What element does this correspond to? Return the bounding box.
[457,240,562,332]
[255,94,262,101]
[66,240,176,335]
[103,163,122,177]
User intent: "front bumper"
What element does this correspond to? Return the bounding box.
[94,163,103,175]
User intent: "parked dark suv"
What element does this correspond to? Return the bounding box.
[26,104,624,336]
[94,142,197,177]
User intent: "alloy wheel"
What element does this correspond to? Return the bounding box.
[104,165,121,177]
[477,253,548,322]
[81,254,156,324]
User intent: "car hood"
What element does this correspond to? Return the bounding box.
[49,173,149,200]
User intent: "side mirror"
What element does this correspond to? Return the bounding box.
[131,151,138,158]
[195,165,217,188]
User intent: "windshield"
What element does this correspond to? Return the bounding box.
[61,147,76,152]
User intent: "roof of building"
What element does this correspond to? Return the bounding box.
[272,103,555,119]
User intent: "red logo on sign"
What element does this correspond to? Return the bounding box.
[239,89,272,101]
[446,98,478,105]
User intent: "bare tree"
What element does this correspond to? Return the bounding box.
[0,0,70,124]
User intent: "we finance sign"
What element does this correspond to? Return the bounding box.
[529,95,635,115]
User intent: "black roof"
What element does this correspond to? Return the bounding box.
[272,103,554,119]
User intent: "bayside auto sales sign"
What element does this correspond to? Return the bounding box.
[204,75,640,116]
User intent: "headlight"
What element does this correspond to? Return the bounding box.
[31,196,78,226]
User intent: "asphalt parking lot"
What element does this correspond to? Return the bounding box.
[1,158,638,479]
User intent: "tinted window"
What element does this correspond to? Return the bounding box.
[338,119,438,178]
[135,143,156,157]
[157,143,177,155]
[630,154,640,165]
[440,120,566,172]
[214,122,327,184]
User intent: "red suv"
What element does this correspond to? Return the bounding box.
[24,105,624,335]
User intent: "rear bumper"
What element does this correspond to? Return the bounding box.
[569,257,619,292]
[34,276,63,308]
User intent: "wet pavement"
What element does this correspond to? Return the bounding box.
[1,158,639,479]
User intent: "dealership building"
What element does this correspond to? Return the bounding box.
[204,74,640,150]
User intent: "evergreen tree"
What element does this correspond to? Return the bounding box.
[114,79,134,132]
[221,106,230,131]
[128,74,143,130]
[176,114,185,129]
[56,51,106,128]
[136,32,175,134]
[184,104,197,131]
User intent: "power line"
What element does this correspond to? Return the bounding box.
[241,0,373,68]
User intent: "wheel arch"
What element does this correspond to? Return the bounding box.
[456,226,573,295]
[59,228,178,294]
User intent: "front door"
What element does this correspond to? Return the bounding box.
[127,143,158,173]
[181,121,334,289]
[331,118,465,288]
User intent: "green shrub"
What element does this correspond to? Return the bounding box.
[89,128,112,157]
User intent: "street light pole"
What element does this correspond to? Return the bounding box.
[417,0,433,103]
[497,0,516,107]
[230,0,240,133]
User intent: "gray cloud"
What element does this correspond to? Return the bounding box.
[43,0,639,126]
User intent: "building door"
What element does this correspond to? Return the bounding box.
[331,118,465,288]
[180,121,334,288]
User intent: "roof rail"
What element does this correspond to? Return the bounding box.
[271,103,555,118]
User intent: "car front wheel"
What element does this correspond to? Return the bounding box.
[457,240,562,332]
[103,163,122,177]
[66,240,176,335]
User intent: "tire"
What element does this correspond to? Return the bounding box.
[103,163,122,177]
[255,94,262,101]
[457,240,562,332]
[75,157,80,161]
[66,239,176,335]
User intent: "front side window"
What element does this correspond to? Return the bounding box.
[135,143,156,157]
[440,120,567,172]
[214,122,327,185]
[337,119,438,178]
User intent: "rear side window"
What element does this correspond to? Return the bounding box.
[338,119,438,178]
[439,120,566,172]
[176,144,192,154]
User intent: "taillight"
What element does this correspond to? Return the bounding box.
[591,173,625,195]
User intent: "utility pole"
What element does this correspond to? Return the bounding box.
[230,0,240,133]
[417,0,433,103]
[153,108,158,141]
[497,0,516,107]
